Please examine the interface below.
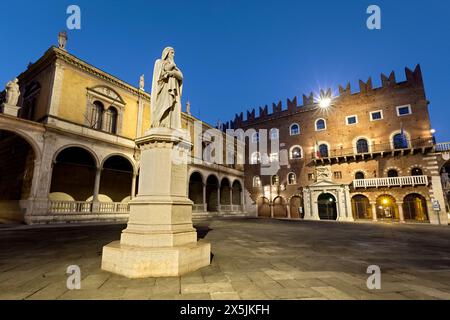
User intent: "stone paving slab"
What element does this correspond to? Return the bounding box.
[0,218,449,300]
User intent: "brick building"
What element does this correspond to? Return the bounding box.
[227,66,450,225]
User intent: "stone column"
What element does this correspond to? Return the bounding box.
[131,173,137,200]
[286,203,291,219]
[371,202,378,221]
[102,128,210,278]
[217,186,221,212]
[397,202,405,223]
[92,168,102,212]
[270,203,274,218]
[202,183,207,212]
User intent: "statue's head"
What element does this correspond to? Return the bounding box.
[161,47,175,61]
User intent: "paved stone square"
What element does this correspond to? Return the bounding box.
[0,218,449,300]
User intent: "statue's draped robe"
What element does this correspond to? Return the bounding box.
[151,60,182,129]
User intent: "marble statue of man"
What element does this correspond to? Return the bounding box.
[5,78,20,106]
[150,47,183,129]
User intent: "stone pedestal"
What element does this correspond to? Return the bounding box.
[1,103,20,117]
[102,128,211,278]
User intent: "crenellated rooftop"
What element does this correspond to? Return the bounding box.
[225,65,424,130]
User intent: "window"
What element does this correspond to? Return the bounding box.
[269,153,279,163]
[308,173,315,181]
[104,107,118,134]
[370,110,383,121]
[315,119,326,131]
[397,105,412,116]
[388,169,399,177]
[346,115,358,125]
[355,172,365,180]
[253,176,261,187]
[270,128,279,140]
[411,168,423,176]
[91,101,104,130]
[271,175,279,186]
[252,132,259,143]
[393,133,408,149]
[333,171,342,179]
[250,152,260,164]
[356,138,369,154]
[318,144,329,158]
[288,173,296,185]
[290,124,300,135]
[290,146,302,159]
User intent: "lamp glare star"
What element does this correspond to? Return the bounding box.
[319,97,332,109]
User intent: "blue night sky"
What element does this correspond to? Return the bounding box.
[1,0,449,140]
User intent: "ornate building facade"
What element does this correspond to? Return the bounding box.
[226,66,450,225]
[0,44,246,224]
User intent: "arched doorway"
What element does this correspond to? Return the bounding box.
[0,130,36,223]
[50,147,97,201]
[376,195,399,220]
[257,197,270,217]
[351,195,372,220]
[188,172,203,205]
[290,196,303,219]
[100,155,133,203]
[273,196,287,218]
[220,178,231,206]
[318,193,337,220]
[232,180,242,205]
[206,175,219,212]
[403,194,429,222]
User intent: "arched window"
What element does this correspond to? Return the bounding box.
[315,119,326,131]
[319,144,329,158]
[288,173,296,185]
[104,107,118,134]
[250,152,260,164]
[356,139,369,154]
[271,175,279,186]
[388,169,399,177]
[270,128,279,140]
[253,176,261,187]
[355,172,365,180]
[411,168,423,176]
[290,124,300,135]
[91,101,104,130]
[393,133,408,149]
[290,146,302,159]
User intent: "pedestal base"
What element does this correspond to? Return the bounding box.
[102,240,211,278]
[1,103,20,117]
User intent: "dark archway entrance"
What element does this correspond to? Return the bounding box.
[50,147,96,201]
[232,181,242,205]
[318,193,337,220]
[290,196,303,219]
[403,194,429,222]
[189,172,203,205]
[206,175,219,212]
[273,196,287,218]
[257,197,270,217]
[100,156,133,202]
[0,130,36,223]
[351,195,372,220]
[220,178,231,205]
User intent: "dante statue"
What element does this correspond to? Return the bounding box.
[150,47,183,129]
[5,78,20,106]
